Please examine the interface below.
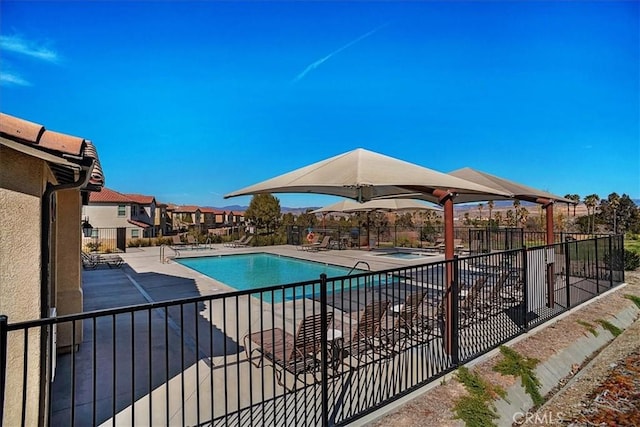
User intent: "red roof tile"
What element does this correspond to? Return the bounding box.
[127,219,151,228]
[89,187,134,203]
[0,112,104,189]
[173,205,200,213]
[125,194,155,204]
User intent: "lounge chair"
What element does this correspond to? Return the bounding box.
[384,290,430,350]
[342,300,391,362]
[307,236,332,252]
[81,251,98,269]
[171,235,187,247]
[81,251,124,269]
[234,235,253,247]
[224,235,248,247]
[244,312,334,388]
[186,235,199,249]
[298,234,320,251]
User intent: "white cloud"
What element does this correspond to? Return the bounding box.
[0,34,59,63]
[0,72,31,87]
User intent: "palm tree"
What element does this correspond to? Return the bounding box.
[487,200,494,227]
[477,203,484,225]
[513,199,521,226]
[584,194,600,233]
[564,194,580,216]
[494,211,503,227]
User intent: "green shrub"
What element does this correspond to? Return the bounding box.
[604,248,640,271]
[493,346,543,407]
[84,241,102,252]
[453,366,506,427]
[596,319,622,337]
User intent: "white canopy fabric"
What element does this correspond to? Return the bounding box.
[225,148,512,203]
[448,167,576,205]
[311,198,442,214]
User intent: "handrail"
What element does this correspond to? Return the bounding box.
[348,261,370,275]
[160,244,180,263]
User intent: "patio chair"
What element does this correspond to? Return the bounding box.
[307,236,332,252]
[234,235,253,247]
[244,312,334,388]
[384,290,430,350]
[186,235,199,249]
[342,299,391,362]
[298,234,320,251]
[81,251,98,270]
[98,254,124,269]
[224,235,248,247]
[171,235,187,247]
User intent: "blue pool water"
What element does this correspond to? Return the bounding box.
[376,252,436,260]
[177,253,363,302]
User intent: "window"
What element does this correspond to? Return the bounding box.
[118,205,126,217]
[132,205,138,216]
[131,229,139,238]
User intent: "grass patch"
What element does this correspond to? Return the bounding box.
[453,366,506,427]
[493,346,543,407]
[596,319,623,337]
[624,294,640,308]
[576,319,598,337]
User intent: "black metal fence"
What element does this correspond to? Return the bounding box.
[1,236,625,426]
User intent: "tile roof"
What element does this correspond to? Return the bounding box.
[125,194,155,204]
[127,219,151,228]
[199,207,223,214]
[0,112,104,190]
[173,205,201,213]
[89,187,134,203]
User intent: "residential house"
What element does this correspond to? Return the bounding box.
[82,188,157,245]
[154,201,171,235]
[0,112,104,426]
[172,205,202,233]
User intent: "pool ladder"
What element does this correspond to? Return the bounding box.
[348,261,370,275]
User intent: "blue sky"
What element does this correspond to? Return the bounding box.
[2,1,638,208]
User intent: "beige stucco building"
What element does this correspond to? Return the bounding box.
[0,112,104,426]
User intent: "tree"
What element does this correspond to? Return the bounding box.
[477,203,484,224]
[584,194,600,233]
[494,211,503,227]
[245,193,281,234]
[512,200,521,225]
[296,209,317,229]
[598,193,639,234]
[487,200,494,226]
[395,212,414,229]
[564,194,580,216]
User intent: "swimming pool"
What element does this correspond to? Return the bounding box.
[375,251,437,260]
[177,253,364,302]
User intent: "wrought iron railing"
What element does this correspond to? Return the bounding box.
[0,235,625,426]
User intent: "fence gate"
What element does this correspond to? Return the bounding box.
[116,227,127,253]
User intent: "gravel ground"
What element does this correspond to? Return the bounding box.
[369,271,640,427]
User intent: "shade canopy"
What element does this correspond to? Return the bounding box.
[448,167,576,205]
[311,198,442,214]
[225,148,512,203]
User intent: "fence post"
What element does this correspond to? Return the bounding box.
[452,256,460,366]
[522,248,529,331]
[594,236,600,294]
[565,240,571,309]
[320,274,329,427]
[0,315,7,424]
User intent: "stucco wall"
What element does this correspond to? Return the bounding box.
[55,189,83,351]
[82,204,131,228]
[0,146,45,426]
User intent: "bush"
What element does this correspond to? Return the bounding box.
[604,248,640,271]
[84,241,102,252]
